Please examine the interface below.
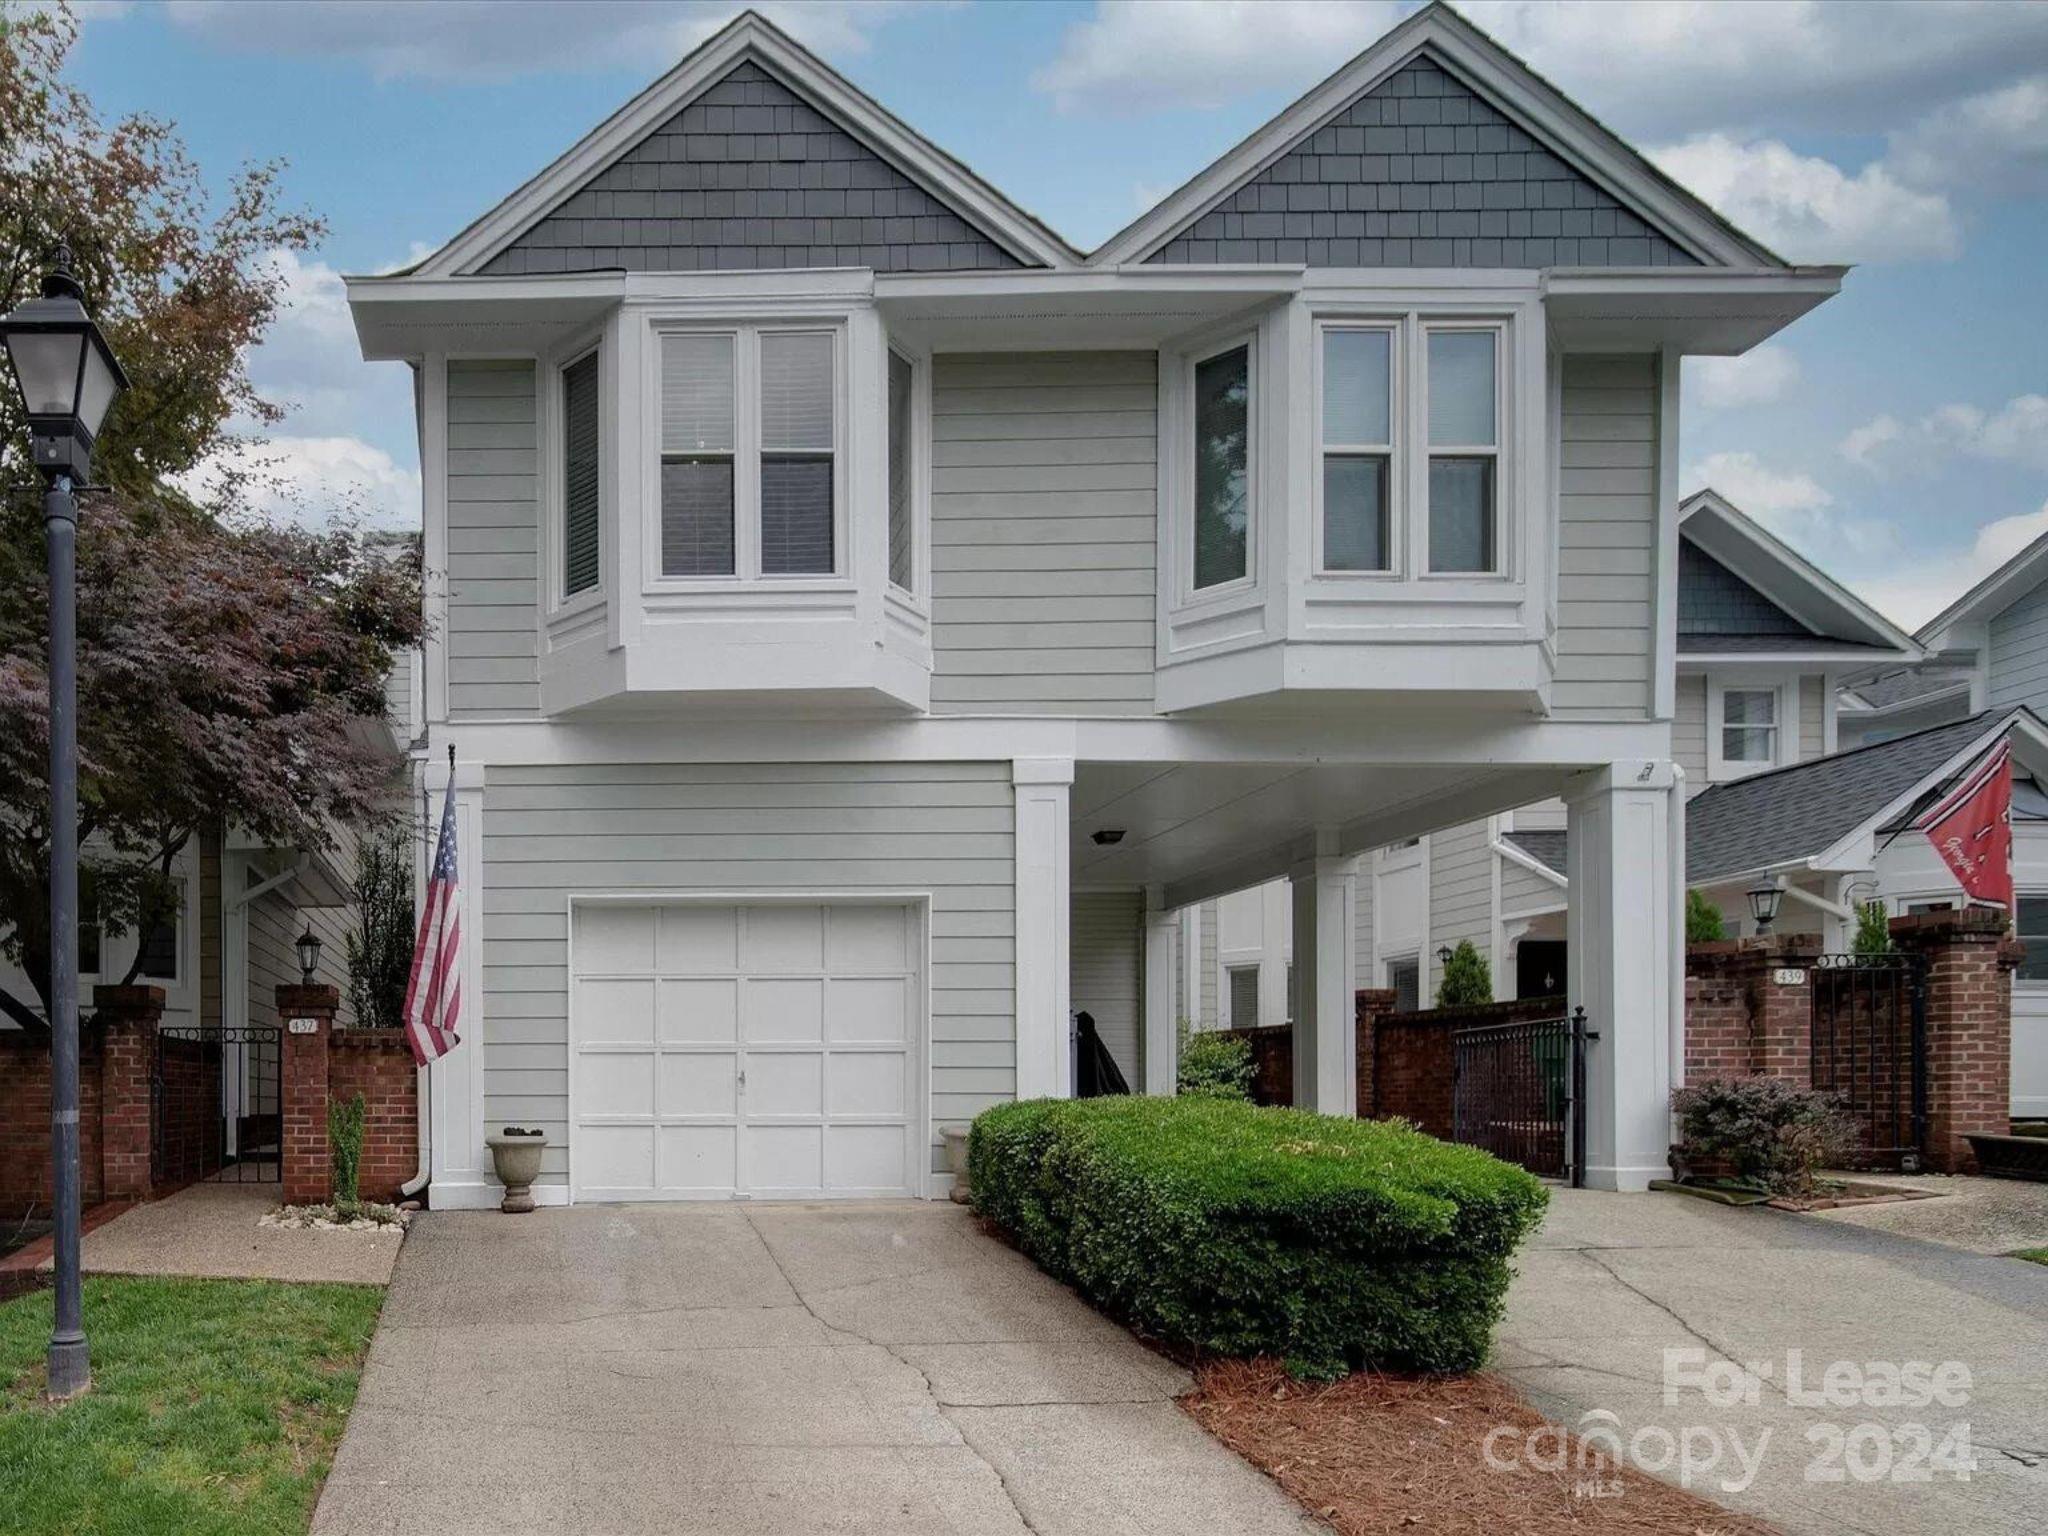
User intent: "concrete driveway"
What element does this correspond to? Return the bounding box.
[1500,1189,2048,1536]
[314,1200,1313,1535]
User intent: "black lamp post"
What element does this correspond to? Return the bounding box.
[0,245,129,1401]
[1747,881,1783,936]
[295,925,323,985]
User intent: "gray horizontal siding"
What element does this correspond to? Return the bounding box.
[1553,354,1658,718]
[479,762,1015,1184]
[447,361,540,719]
[483,61,1019,276]
[1428,820,1492,1000]
[1147,54,1699,268]
[1990,580,2048,713]
[930,353,1158,715]
[1072,889,1141,1087]
[1674,672,1708,785]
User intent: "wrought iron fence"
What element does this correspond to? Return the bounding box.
[152,1023,281,1188]
[1809,952,1927,1171]
[1452,1008,1594,1184]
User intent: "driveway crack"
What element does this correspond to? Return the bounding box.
[737,1207,1042,1534]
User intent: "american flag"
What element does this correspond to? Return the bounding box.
[402,782,464,1066]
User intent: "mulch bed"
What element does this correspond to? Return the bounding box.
[1181,1359,1780,1536]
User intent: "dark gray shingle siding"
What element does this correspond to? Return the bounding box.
[1145,55,1700,269]
[1678,542,1808,636]
[482,62,1022,275]
[1686,713,2006,883]
[1503,829,1567,876]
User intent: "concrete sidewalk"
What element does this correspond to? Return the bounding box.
[1499,1188,2048,1536]
[314,1201,1314,1535]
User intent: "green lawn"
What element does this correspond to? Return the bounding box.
[0,1276,384,1536]
[2015,1248,2048,1267]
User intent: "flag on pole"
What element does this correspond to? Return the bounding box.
[1916,738,2013,909]
[402,780,464,1065]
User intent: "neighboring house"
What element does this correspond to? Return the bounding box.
[344,4,1839,1198]
[1189,487,1917,1018]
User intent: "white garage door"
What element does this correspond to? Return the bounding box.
[571,902,923,1201]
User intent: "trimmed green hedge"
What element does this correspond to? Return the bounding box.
[969,1096,1547,1379]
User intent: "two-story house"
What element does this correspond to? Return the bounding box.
[345,4,1840,1200]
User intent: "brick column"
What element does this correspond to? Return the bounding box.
[278,984,339,1205]
[1353,988,1397,1117]
[1748,938,1818,1085]
[94,985,164,1202]
[1683,936,1819,1084]
[1891,911,2016,1173]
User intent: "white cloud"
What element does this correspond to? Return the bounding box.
[1889,73,2048,195]
[1686,346,1801,411]
[161,1,919,81]
[1035,0,1403,114]
[1649,135,1961,263]
[179,435,422,531]
[1684,449,1897,561]
[1851,501,2048,630]
[1840,395,2048,475]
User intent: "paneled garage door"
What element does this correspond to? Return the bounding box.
[571,901,923,1200]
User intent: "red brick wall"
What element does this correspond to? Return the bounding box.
[280,986,337,1206]
[95,988,165,1202]
[1218,1025,1293,1107]
[1683,939,1819,1084]
[0,1035,104,1219]
[1370,996,1566,1138]
[1892,910,2016,1174]
[329,1030,420,1203]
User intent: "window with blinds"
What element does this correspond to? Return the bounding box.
[561,351,601,596]
[1227,964,1260,1029]
[655,326,837,579]
[887,349,914,592]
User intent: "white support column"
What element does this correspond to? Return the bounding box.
[1179,905,1202,1030]
[1142,888,1179,1095]
[1289,839,1359,1116]
[426,754,490,1202]
[1565,760,1680,1191]
[1012,758,1073,1100]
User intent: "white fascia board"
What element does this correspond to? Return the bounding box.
[409,13,1076,279]
[1679,489,1923,656]
[1849,682,1974,721]
[1916,528,2048,645]
[1493,836,1569,889]
[872,266,1305,303]
[1089,6,1781,269]
[1678,651,1909,667]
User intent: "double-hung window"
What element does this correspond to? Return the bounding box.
[886,348,915,593]
[657,325,839,581]
[1312,317,1507,578]
[1320,327,1394,572]
[1710,680,1783,779]
[1192,341,1252,592]
[1425,329,1499,574]
[560,350,602,598]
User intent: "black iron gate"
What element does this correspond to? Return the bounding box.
[152,1023,282,1188]
[1809,952,1928,1171]
[1452,1008,1595,1185]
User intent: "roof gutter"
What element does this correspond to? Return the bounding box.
[1492,835,1567,889]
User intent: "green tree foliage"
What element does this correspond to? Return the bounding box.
[1851,900,1892,956]
[1686,888,1728,944]
[346,827,415,1032]
[326,1092,366,1205]
[1435,939,1493,1008]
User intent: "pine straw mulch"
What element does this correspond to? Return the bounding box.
[1181,1359,1781,1536]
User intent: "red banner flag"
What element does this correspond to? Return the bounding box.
[1916,739,2013,909]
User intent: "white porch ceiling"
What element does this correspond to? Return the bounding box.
[1070,759,1570,907]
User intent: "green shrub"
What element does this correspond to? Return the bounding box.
[1176,1022,1253,1101]
[1685,888,1727,944]
[1851,900,1891,957]
[1435,939,1492,1007]
[327,1092,366,1204]
[347,825,414,1031]
[1671,1075,1857,1195]
[969,1096,1547,1379]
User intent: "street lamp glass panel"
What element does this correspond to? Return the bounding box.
[76,337,122,439]
[1746,884,1781,926]
[295,927,322,982]
[4,327,86,416]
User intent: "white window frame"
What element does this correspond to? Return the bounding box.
[1419,319,1507,579]
[642,320,850,592]
[538,331,609,619]
[1707,674,1791,782]
[2012,891,2048,988]
[1225,962,1262,1029]
[1312,319,1401,576]
[1306,311,1515,581]
[1181,331,1260,604]
[885,343,924,601]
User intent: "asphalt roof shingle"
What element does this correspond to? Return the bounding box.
[1685,712,2009,884]
[1503,829,1568,876]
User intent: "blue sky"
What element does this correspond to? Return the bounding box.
[65,0,2048,628]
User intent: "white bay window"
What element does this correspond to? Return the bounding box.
[1191,340,1253,593]
[1425,328,1499,575]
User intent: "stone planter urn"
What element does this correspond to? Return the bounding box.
[486,1128,546,1213]
[940,1126,971,1205]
